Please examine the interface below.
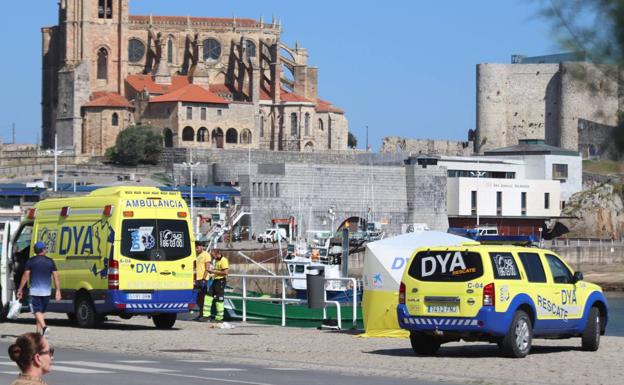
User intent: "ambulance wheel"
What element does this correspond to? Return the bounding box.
[501,310,532,358]
[409,332,441,355]
[582,306,601,351]
[75,295,97,328]
[153,313,177,329]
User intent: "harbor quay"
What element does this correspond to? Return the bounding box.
[1,312,622,385]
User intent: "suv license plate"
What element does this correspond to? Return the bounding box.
[127,293,152,300]
[427,305,458,313]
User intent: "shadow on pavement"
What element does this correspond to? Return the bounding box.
[366,343,582,358]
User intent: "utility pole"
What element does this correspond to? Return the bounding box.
[12,123,15,144]
[182,149,200,235]
[46,134,64,192]
[366,125,369,152]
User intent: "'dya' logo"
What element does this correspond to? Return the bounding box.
[391,257,411,270]
[135,263,158,274]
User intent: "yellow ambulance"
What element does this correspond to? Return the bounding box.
[9,186,196,328]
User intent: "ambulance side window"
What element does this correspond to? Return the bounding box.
[545,254,573,284]
[489,252,521,280]
[518,252,547,283]
[14,225,33,254]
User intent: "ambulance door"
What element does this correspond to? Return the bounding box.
[516,251,550,330]
[543,253,582,326]
[10,223,33,298]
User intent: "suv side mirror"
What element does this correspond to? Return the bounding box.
[573,271,583,283]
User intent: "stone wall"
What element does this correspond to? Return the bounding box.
[577,119,616,159]
[405,164,449,231]
[381,137,473,156]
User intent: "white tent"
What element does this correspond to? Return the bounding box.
[360,231,473,337]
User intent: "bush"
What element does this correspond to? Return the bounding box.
[107,125,163,166]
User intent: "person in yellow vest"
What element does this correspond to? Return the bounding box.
[203,248,229,326]
[194,242,212,321]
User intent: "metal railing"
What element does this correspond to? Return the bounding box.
[227,273,358,329]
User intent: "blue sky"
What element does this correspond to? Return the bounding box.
[0,0,559,149]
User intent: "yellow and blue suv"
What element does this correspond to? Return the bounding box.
[397,243,608,358]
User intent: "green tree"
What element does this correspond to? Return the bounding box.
[347,132,358,149]
[107,125,163,166]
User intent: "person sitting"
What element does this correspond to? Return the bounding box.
[8,332,55,385]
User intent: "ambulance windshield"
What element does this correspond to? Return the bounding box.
[408,250,483,282]
[120,219,191,261]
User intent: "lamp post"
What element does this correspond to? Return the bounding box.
[182,149,200,234]
[46,133,64,192]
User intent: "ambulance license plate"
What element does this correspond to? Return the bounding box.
[427,305,458,313]
[127,293,152,300]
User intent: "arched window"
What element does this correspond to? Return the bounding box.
[98,0,112,19]
[111,113,119,126]
[182,126,194,141]
[290,113,298,136]
[318,118,324,131]
[259,116,265,137]
[304,113,310,136]
[163,128,173,148]
[97,48,108,80]
[241,129,252,144]
[304,141,314,152]
[203,38,221,62]
[212,127,224,148]
[226,128,238,144]
[128,39,145,63]
[327,117,332,149]
[167,38,174,64]
[245,39,256,59]
[197,127,208,142]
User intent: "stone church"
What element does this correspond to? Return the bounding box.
[42,0,348,155]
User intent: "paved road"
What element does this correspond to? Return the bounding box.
[0,341,442,385]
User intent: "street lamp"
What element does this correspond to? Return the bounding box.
[182,149,200,234]
[46,133,64,192]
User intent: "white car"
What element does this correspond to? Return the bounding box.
[257,228,286,243]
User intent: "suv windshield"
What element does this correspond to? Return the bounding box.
[121,219,191,261]
[408,250,483,282]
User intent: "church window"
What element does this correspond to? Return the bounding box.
[97,48,108,80]
[318,118,324,131]
[245,40,256,59]
[128,39,146,63]
[226,128,238,144]
[112,113,119,126]
[197,127,208,142]
[203,39,221,62]
[182,126,195,141]
[201,108,206,120]
[259,117,265,137]
[167,38,174,64]
[98,0,112,19]
[186,106,193,120]
[290,113,298,136]
[304,113,310,136]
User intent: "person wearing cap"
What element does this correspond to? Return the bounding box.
[203,248,229,326]
[16,242,61,337]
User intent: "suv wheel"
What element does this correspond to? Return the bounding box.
[75,295,97,328]
[409,332,441,355]
[500,310,532,358]
[581,306,601,351]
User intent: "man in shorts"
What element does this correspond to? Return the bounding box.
[16,242,61,337]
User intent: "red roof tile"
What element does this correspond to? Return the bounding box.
[150,84,230,104]
[126,74,189,95]
[83,92,133,108]
[130,15,260,27]
[315,98,344,114]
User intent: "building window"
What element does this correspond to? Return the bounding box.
[226,128,238,144]
[201,108,206,120]
[241,129,252,145]
[471,190,477,216]
[252,183,256,197]
[197,127,208,142]
[260,117,265,137]
[318,118,323,131]
[97,48,108,80]
[128,38,146,63]
[270,183,274,198]
[552,163,568,181]
[112,113,119,127]
[203,38,221,62]
[167,38,174,64]
[186,107,193,120]
[544,192,550,209]
[304,113,310,136]
[290,113,298,136]
[264,183,269,197]
[521,192,527,216]
[496,191,502,216]
[217,109,222,116]
[245,39,256,59]
[182,126,194,141]
[98,0,112,19]
[275,183,280,197]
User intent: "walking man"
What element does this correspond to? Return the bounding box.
[203,248,229,326]
[16,242,61,337]
[194,241,211,321]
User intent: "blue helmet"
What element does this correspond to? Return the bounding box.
[34,241,47,253]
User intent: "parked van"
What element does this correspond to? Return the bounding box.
[257,228,287,243]
[3,186,196,328]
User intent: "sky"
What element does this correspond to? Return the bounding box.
[0,0,560,150]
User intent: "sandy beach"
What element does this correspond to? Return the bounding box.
[1,314,622,385]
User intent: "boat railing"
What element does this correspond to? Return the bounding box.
[227,273,358,329]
